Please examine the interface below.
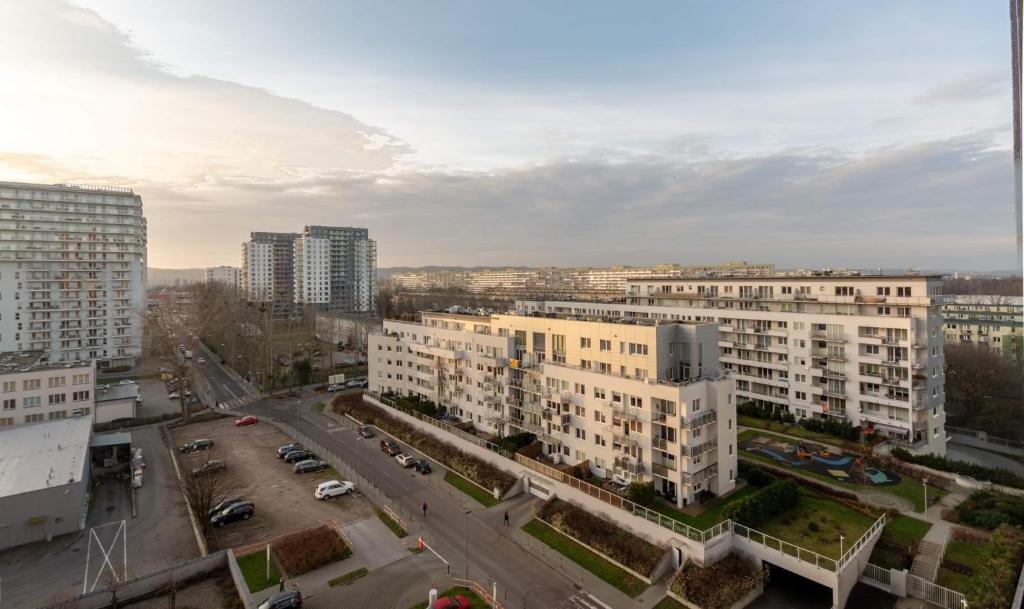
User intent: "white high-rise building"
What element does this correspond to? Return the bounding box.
[205,265,241,290]
[519,273,948,455]
[370,310,737,507]
[293,236,331,305]
[0,182,147,370]
[241,240,274,302]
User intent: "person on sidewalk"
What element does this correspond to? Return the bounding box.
[422,501,428,517]
[504,510,510,526]
[278,577,284,592]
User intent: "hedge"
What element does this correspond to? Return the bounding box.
[670,553,761,609]
[536,498,663,577]
[955,491,1024,530]
[721,478,800,528]
[333,394,517,495]
[892,448,1024,490]
[272,525,351,576]
[966,524,1024,609]
[738,401,860,441]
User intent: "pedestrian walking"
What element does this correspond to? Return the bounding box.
[503,510,510,526]
[422,501,428,517]
[278,577,284,592]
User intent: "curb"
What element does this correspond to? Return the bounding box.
[162,424,210,556]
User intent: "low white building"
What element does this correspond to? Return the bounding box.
[95,382,138,424]
[0,352,95,427]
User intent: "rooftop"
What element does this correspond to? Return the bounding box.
[0,181,135,195]
[96,383,139,403]
[0,417,92,497]
[0,351,92,375]
[945,295,1023,306]
[627,273,942,283]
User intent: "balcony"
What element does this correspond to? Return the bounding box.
[821,369,845,380]
[822,388,846,399]
[611,402,643,422]
[613,456,644,476]
[682,410,717,429]
[880,336,904,346]
[682,440,717,458]
[613,431,639,447]
[652,436,674,451]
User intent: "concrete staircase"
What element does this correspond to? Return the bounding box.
[910,539,943,580]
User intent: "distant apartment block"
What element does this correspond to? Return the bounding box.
[943,295,1023,361]
[519,273,948,455]
[204,265,241,290]
[241,226,376,317]
[370,309,737,507]
[0,182,147,369]
[388,261,774,301]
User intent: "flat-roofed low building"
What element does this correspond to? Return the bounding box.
[370,309,737,507]
[95,382,139,424]
[0,417,92,550]
[0,351,95,427]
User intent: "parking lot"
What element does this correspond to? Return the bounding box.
[170,416,375,550]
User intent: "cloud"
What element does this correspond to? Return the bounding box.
[915,71,1005,105]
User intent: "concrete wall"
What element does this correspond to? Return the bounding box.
[949,432,1024,458]
[95,397,137,424]
[0,479,87,550]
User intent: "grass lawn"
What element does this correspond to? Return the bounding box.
[868,514,931,569]
[407,586,488,609]
[738,437,946,512]
[738,417,862,450]
[327,567,368,587]
[936,540,989,594]
[444,471,499,507]
[758,490,877,560]
[652,597,687,609]
[522,519,648,597]
[648,485,761,530]
[235,551,281,593]
[375,507,408,538]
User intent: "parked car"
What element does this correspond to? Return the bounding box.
[179,439,213,453]
[208,497,244,518]
[277,442,303,458]
[117,379,136,386]
[395,453,416,467]
[168,391,181,400]
[235,415,258,426]
[197,357,207,363]
[346,378,369,388]
[293,459,327,474]
[314,480,354,500]
[283,449,314,463]
[414,459,432,474]
[358,426,375,439]
[258,590,302,609]
[380,439,401,455]
[327,383,343,392]
[192,459,227,476]
[433,595,470,609]
[210,501,254,527]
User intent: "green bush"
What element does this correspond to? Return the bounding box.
[740,465,774,488]
[497,432,536,454]
[798,417,859,441]
[892,448,1024,490]
[670,553,761,609]
[722,479,800,528]
[955,491,1024,530]
[626,482,658,507]
[966,524,1024,609]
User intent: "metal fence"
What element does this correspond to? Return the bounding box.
[732,522,839,572]
[907,574,966,609]
[838,514,887,569]
[860,562,892,591]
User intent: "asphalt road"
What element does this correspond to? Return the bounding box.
[193,354,249,405]
[946,442,1024,476]
[241,396,583,609]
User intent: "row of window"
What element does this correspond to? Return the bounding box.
[0,407,90,425]
[1,390,91,409]
[1,373,91,392]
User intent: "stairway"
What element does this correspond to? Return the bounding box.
[910,539,943,581]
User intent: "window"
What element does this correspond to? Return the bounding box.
[48,410,67,420]
[593,387,606,399]
[23,396,40,408]
[574,383,586,395]
[877,287,891,296]
[0,417,13,426]
[599,339,611,352]
[692,398,700,411]
[2,399,14,410]
[23,379,40,390]
[628,343,649,355]
[580,337,591,349]
[2,381,15,393]
[897,287,912,297]
[48,376,66,388]
[835,286,854,296]
[25,413,43,423]
[48,393,67,405]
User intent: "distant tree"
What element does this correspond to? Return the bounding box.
[943,276,1023,296]
[292,359,313,386]
[944,343,1024,440]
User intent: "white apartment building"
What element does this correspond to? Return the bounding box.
[943,295,1023,361]
[293,236,331,305]
[205,265,241,290]
[241,241,273,302]
[370,310,737,507]
[0,182,147,369]
[0,351,95,427]
[519,274,948,455]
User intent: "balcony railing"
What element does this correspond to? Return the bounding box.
[682,410,717,429]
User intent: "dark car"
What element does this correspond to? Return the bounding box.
[208,497,244,518]
[257,591,302,609]
[277,442,302,458]
[283,449,314,463]
[413,459,432,474]
[180,439,213,453]
[358,426,375,439]
[293,459,328,474]
[191,459,227,476]
[380,439,400,456]
[210,501,254,528]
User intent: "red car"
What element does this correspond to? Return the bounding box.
[235,416,258,427]
[433,595,470,609]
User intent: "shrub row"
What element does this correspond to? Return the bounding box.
[738,464,775,488]
[721,479,800,528]
[272,525,351,576]
[738,401,861,441]
[669,553,761,609]
[333,394,517,494]
[955,491,1024,530]
[966,524,1024,609]
[497,432,536,455]
[535,498,662,577]
[891,447,1024,490]
[380,392,441,419]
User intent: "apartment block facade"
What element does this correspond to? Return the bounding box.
[942,295,1023,361]
[519,274,948,455]
[370,310,737,507]
[241,226,376,317]
[204,265,241,290]
[0,351,95,427]
[0,182,147,369]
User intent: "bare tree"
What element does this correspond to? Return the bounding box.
[147,302,195,423]
[166,448,243,539]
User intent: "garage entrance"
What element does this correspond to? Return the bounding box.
[746,563,833,609]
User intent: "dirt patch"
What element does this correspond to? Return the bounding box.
[170,417,375,550]
[121,570,244,609]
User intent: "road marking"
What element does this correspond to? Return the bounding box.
[221,383,238,399]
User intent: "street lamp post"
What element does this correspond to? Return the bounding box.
[465,509,471,582]
[840,534,845,559]
[923,477,929,515]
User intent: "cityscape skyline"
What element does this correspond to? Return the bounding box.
[0,1,1019,271]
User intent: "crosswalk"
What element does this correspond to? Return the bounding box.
[217,395,258,410]
[553,590,612,609]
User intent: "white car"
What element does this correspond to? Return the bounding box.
[118,379,136,385]
[168,392,180,399]
[198,357,207,364]
[395,453,416,468]
[314,480,354,500]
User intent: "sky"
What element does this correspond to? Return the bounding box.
[0,1,1018,270]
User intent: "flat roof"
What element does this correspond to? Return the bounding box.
[627,274,942,282]
[0,351,92,375]
[96,383,139,402]
[0,418,92,497]
[90,431,132,448]
[946,295,1023,306]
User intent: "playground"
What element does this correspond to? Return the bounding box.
[739,431,900,487]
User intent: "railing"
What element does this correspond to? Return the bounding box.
[946,426,1024,450]
[452,578,504,609]
[838,514,886,568]
[907,574,966,609]
[732,522,839,572]
[860,562,892,590]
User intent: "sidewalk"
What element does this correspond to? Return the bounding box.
[198,341,263,397]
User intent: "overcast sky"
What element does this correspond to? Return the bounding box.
[0,1,1017,270]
